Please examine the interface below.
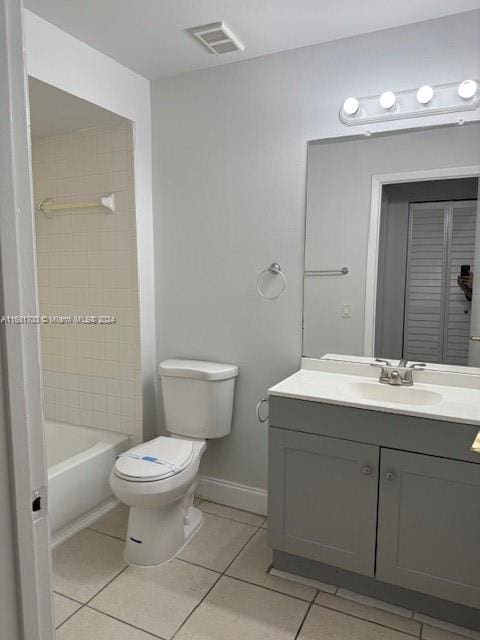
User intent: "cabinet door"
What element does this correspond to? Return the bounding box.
[268,428,379,576]
[377,449,480,608]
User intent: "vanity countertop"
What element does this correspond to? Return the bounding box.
[269,356,480,426]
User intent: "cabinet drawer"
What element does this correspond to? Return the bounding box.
[268,427,379,576]
[377,449,480,608]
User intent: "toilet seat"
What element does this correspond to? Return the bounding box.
[114,436,195,482]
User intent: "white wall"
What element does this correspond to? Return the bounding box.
[24,10,157,439]
[152,11,480,504]
[32,123,142,440]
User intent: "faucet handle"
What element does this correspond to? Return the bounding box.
[371,358,391,367]
[408,362,426,370]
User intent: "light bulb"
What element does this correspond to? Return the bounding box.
[342,97,360,116]
[379,91,396,110]
[416,85,434,105]
[458,79,478,100]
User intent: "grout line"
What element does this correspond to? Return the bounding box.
[85,605,168,639]
[223,574,317,604]
[294,599,315,640]
[175,556,222,574]
[55,603,86,631]
[169,570,222,639]
[420,622,424,638]
[87,526,126,543]
[53,590,85,606]
[171,518,260,639]
[198,507,266,527]
[312,602,421,638]
[84,565,129,606]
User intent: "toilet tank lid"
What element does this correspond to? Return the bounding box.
[159,359,238,381]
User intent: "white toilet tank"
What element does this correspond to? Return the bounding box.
[159,359,238,439]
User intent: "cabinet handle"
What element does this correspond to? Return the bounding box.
[361,466,372,476]
[385,471,395,481]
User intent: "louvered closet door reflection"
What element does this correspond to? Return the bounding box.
[444,201,476,365]
[404,202,447,363]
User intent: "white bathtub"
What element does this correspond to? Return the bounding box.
[46,420,130,546]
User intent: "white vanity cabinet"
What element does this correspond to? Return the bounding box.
[268,396,480,619]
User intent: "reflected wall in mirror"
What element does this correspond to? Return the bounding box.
[303,123,480,369]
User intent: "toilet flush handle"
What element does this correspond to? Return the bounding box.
[256,398,269,423]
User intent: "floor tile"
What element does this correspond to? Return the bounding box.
[315,591,420,636]
[416,613,480,640]
[269,568,336,594]
[298,604,415,640]
[53,593,82,628]
[199,500,266,527]
[178,512,257,572]
[90,558,218,639]
[52,529,126,603]
[174,575,309,640]
[226,529,316,601]
[337,588,412,617]
[89,504,129,540]
[55,607,158,640]
[422,625,480,640]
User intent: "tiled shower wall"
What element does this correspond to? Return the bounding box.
[32,123,142,441]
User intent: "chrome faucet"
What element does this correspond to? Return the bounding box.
[371,358,426,386]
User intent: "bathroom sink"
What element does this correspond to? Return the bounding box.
[346,382,442,406]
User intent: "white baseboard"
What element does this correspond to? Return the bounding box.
[196,475,267,516]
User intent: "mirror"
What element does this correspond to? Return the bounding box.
[303,122,480,369]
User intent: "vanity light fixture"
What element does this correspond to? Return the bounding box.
[339,80,480,127]
[458,79,478,100]
[416,85,434,105]
[342,97,360,116]
[379,91,396,110]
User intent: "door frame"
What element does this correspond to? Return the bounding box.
[364,164,480,357]
[0,1,53,638]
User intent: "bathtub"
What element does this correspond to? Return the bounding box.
[46,420,130,546]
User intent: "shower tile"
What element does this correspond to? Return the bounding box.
[52,528,126,602]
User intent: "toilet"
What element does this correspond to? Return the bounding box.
[110,359,238,566]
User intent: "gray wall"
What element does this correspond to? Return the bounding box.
[304,126,480,358]
[376,178,479,359]
[152,11,480,492]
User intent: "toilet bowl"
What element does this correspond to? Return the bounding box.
[110,436,206,566]
[110,359,238,566]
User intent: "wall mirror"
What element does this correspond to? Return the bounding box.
[303,122,480,370]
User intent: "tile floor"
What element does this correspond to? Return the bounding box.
[53,500,479,640]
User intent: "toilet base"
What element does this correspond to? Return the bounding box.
[124,498,203,567]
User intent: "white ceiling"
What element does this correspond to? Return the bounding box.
[25,0,480,80]
[29,78,126,138]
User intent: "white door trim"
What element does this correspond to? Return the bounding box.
[0,1,53,638]
[364,165,480,357]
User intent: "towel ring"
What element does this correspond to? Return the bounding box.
[256,398,269,423]
[256,263,286,300]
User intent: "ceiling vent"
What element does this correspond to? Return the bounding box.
[188,22,245,55]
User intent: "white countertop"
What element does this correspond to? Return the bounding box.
[268,356,480,426]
